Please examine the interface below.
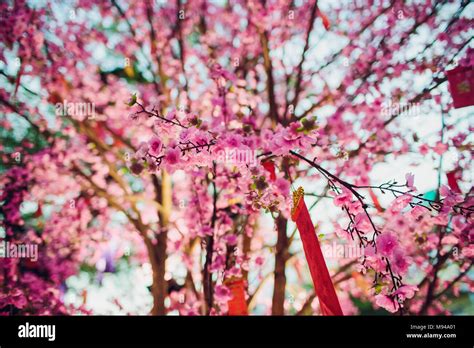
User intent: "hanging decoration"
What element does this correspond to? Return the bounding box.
[447,170,461,193]
[446,65,474,109]
[291,187,343,315]
[262,160,277,181]
[224,277,248,315]
[369,188,384,212]
[317,9,331,30]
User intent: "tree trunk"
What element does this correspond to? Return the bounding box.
[271,215,288,315]
[150,171,171,315]
[242,227,252,282]
[203,178,218,314]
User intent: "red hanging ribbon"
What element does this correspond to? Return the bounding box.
[224,277,248,315]
[291,187,343,316]
[34,202,43,218]
[446,170,461,193]
[317,9,331,30]
[446,65,474,109]
[262,160,277,181]
[369,188,383,212]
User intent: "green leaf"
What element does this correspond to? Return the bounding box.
[374,283,383,294]
[127,93,137,106]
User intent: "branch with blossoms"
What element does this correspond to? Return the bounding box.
[286,150,472,313]
[139,139,217,173]
[128,97,219,175]
[287,150,408,310]
[352,181,474,220]
[131,100,189,129]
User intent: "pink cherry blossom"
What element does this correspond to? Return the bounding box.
[164,148,181,165]
[376,232,398,256]
[334,188,352,207]
[391,248,410,275]
[214,285,232,304]
[274,178,290,196]
[375,295,398,313]
[394,285,419,300]
[148,136,163,156]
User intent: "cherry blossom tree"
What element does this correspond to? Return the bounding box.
[1,0,473,316]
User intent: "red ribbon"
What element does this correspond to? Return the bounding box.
[447,170,461,193]
[446,65,474,109]
[224,278,248,315]
[369,188,383,212]
[291,187,343,316]
[317,10,331,30]
[262,160,277,181]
